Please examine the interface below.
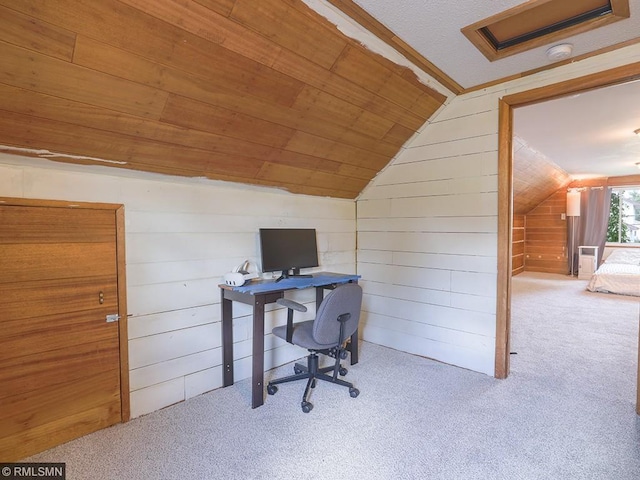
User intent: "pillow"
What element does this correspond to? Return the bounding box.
[604,249,640,265]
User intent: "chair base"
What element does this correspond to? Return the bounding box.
[267,349,359,412]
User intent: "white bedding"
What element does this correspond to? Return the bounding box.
[586,249,640,297]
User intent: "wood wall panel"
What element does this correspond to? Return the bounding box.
[330,44,431,117]
[291,86,395,140]
[0,83,385,175]
[0,6,75,61]
[383,123,416,145]
[0,112,266,179]
[229,0,347,70]
[524,190,568,274]
[0,42,168,120]
[191,0,236,18]
[72,35,304,108]
[283,131,389,170]
[0,0,446,199]
[161,95,296,149]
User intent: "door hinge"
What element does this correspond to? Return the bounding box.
[106,314,120,323]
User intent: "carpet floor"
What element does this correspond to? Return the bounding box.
[25,272,640,479]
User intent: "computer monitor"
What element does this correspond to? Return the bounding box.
[259,228,319,281]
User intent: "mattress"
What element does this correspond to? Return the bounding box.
[586,255,640,297]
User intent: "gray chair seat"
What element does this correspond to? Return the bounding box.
[273,320,334,350]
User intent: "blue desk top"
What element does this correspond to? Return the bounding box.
[228,272,360,294]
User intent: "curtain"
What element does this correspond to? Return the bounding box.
[569,187,612,274]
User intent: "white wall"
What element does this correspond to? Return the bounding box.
[0,157,356,417]
[357,43,640,376]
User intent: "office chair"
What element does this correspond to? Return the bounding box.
[266,283,363,413]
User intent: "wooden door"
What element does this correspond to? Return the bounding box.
[0,199,129,460]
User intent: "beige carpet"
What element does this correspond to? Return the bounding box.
[23,272,640,479]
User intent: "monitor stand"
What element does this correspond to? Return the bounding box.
[275,268,313,283]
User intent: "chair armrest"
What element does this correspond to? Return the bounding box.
[276,298,307,344]
[276,298,307,312]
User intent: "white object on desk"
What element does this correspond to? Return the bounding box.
[578,246,598,280]
[223,260,260,286]
[223,271,246,286]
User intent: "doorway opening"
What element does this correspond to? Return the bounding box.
[495,63,640,415]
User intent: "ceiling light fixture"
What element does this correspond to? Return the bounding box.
[636,162,640,169]
[635,128,640,135]
[546,43,573,61]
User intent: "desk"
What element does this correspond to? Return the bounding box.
[220,272,360,408]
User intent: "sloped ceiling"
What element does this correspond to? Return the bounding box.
[513,136,572,215]
[2,1,638,200]
[0,0,446,199]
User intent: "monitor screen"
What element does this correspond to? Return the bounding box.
[259,228,319,278]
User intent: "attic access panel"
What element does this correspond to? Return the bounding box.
[462,0,630,61]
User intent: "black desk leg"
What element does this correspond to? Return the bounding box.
[221,290,234,387]
[251,296,266,408]
[316,287,324,309]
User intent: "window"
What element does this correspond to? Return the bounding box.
[607,188,640,243]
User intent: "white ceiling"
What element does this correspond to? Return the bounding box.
[514,79,640,179]
[347,0,640,179]
[352,0,640,89]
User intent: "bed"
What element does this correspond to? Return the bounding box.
[586,249,640,297]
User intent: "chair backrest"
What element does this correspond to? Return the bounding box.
[312,283,363,346]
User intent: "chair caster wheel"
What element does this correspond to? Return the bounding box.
[339,367,348,376]
[267,384,278,395]
[340,350,348,359]
[349,387,359,398]
[301,401,313,413]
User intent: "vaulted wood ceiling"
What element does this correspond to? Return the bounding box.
[0,0,447,199]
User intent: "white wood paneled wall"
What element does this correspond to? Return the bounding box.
[0,157,356,417]
[357,43,640,377]
[357,91,499,375]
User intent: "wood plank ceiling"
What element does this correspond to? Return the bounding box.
[0,0,447,199]
[513,137,572,215]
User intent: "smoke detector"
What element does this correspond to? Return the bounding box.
[546,43,573,61]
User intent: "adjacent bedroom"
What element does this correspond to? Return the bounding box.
[508,78,640,422]
[512,79,640,298]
